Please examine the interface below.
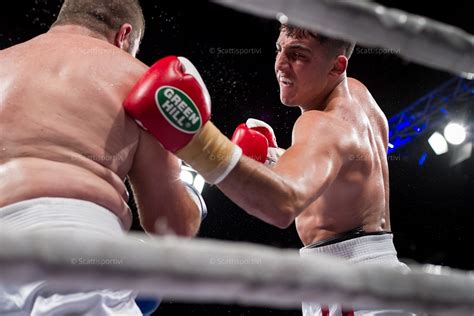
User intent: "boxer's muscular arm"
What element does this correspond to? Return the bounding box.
[128,130,201,236]
[218,111,351,228]
[123,56,349,229]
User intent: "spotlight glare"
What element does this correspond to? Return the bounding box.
[444,123,466,145]
[428,132,448,155]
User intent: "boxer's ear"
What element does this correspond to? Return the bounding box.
[114,23,133,52]
[329,55,348,77]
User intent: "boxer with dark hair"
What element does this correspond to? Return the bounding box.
[125,23,410,315]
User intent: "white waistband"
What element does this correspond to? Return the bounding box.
[0,198,125,238]
[300,234,399,265]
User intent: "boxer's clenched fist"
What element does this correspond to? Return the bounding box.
[124,56,211,152]
[124,56,241,184]
[232,118,285,166]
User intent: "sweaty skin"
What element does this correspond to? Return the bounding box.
[218,32,390,245]
[292,78,390,245]
[0,26,200,235]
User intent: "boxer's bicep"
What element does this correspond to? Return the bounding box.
[219,134,343,228]
[128,130,201,236]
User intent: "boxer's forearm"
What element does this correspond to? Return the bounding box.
[130,179,201,237]
[218,156,307,228]
[158,189,202,237]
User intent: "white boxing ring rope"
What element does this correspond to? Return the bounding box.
[214,0,474,79]
[1,228,474,315]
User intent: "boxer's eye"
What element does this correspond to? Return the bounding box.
[294,51,310,61]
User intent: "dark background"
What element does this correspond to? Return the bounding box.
[1,1,473,315]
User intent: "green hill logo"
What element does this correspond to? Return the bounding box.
[155,86,202,134]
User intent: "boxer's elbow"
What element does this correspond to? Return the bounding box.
[170,207,202,237]
[141,214,200,237]
[142,221,197,237]
[173,225,199,237]
[182,215,201,237]
[168,217,201,237]
[140,218,162,236]
[270,183,307,229]
[270,205,299,229]
[271,211,293,229]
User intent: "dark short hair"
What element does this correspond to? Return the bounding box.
[280,24,355,59]
[52,0,145,44]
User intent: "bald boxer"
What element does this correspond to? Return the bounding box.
[125,23,411,315]
[0,0,203,315]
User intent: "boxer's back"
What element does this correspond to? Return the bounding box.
[0,31,147,227]
[296,78,391,245]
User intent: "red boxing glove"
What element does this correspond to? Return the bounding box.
[124,56,211,153]
[245,119,278,148]
[124,56,242,184]
[232,118,285,166]
[246,118,285,166]
[231,123,268,163]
